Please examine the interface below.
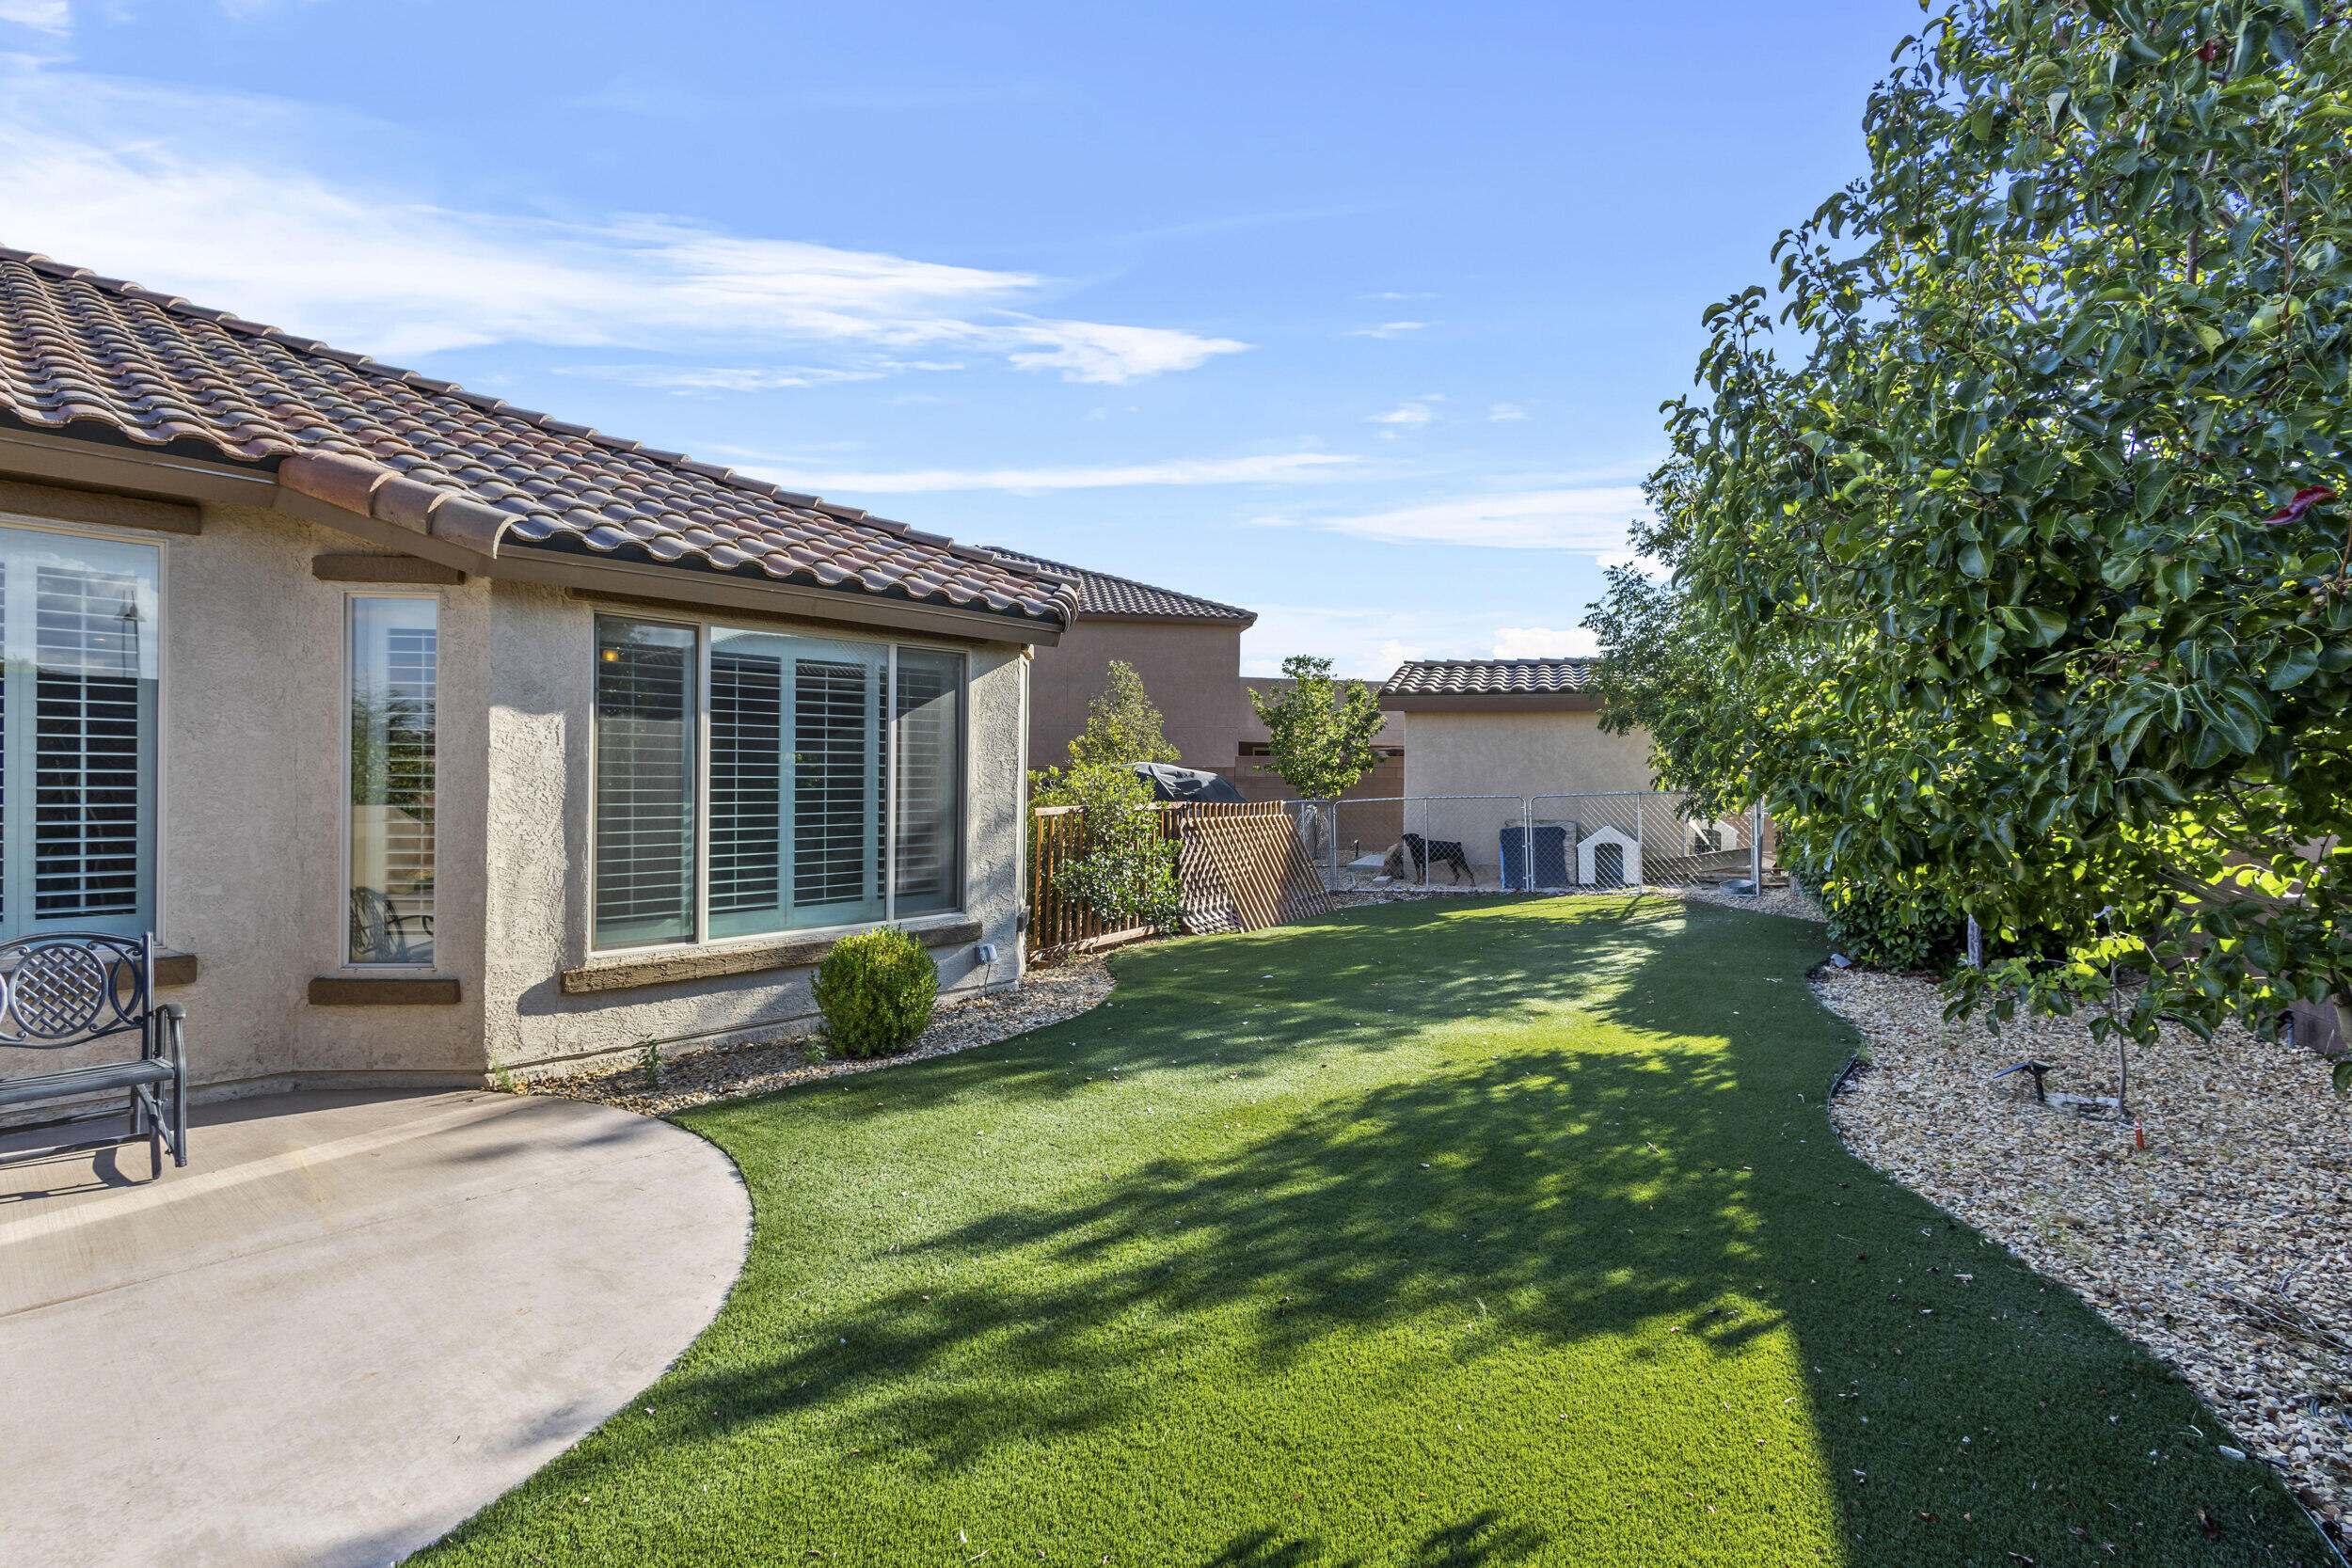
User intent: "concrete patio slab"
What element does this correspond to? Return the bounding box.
[0,1089,749,1568]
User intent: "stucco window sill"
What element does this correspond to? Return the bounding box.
[560,914,983,995]
[308,976,464,1006]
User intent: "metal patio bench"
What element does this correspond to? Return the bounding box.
[0,933,186,1178]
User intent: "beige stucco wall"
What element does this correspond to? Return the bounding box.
[20,498,1027,1101]
[1400,709,1656,800]
[1027,620,1245,771]
[34,499,499,1097]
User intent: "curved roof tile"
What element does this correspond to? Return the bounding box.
[1379,658,1598,698]
[0,247,1074,628]
[982,545,1252,624]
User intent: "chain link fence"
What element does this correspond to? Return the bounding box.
[1288,792,1765,894]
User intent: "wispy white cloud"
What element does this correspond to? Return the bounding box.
[737,451,1362,496]
[0,0,68,34]
[1492,625,1600,658]
[1253,487,1649,550]
[1346,321,1426,339]
[1596,548,1672,582]
[1486,403,1529,421]
[1240,605,1598,679]
[0,65,1248,382]
[557,362,945,391]
[1358,291,1436,302]
[1367,400,1437,427]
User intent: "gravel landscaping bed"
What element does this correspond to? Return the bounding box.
[513,957,1113,1116]
[1819,966,2352,1541]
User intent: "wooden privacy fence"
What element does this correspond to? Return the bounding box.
[1027,800,1328,956]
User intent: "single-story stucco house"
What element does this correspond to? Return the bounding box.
[0,245,1077,1101]
[1378,658,1652,799]
[985,546,1257,772]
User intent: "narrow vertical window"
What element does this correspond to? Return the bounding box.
[347,596,437,964]
[593,617,696,948]
[892,649,962,915]
[0,524,159,941]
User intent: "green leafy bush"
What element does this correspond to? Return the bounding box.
[1788,856,1963,974]
[1049,763,1182,930]
[813,927,940,1058]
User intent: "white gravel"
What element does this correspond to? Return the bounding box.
[1819,966,2352,1537]
[513,956,1113,1117]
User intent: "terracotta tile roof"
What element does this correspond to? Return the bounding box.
[1380,657,1598,698]
[983,546,1254,624]
[0,247,1074,627]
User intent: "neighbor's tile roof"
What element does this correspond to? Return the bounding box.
[0,247,1074,626]
[1380,657,1598,698]
[983,546,1254,624]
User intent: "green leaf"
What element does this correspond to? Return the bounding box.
[2266,644,2322,691]
[2017,606,2067,644]
[1958,541,1988,578]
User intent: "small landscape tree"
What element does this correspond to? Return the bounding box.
[1032,659,1178,806]
[1049,763,1182,931]
[1067,658,1180,768]
[1248,655,1387,800]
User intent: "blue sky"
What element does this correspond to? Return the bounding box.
[0,0,1904,674]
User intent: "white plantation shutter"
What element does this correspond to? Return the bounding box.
[789,650,885,923]
[592,619,960,949]
[707,641,785,937]
[0,525,158,941]
[593,619,697,948]
[346,597,438,964]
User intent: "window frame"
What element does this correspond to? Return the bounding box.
[0,511,167,946]
[586,611,970,955]
[341,589,444,971]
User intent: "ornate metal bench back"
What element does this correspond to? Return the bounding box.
[0,933,152,1049]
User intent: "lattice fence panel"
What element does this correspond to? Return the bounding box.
[1027,800,1325,954]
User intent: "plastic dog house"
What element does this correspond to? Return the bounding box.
[1576,825,1642,888]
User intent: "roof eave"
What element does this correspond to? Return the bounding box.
[1379,691,1602,712]
[1073,610,1257,629]
[0,424,1067,643]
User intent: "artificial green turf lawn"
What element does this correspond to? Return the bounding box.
[418,897,2326,1567]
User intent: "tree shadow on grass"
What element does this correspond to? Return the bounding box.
[1207,1513,1545,1568]
[424,897,2328,1567]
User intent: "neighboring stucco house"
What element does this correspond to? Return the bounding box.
[1380,658,1653,798]
[989,547,1254,772]
[0,245,1073,1101]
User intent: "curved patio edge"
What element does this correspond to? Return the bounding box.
[0,1088,751,1568]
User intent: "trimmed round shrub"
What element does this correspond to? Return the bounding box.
[812,927,940,1058]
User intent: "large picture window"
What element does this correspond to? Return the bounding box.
[347,596,437,964]
[593,615,963,950]
[0,522,159,942]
